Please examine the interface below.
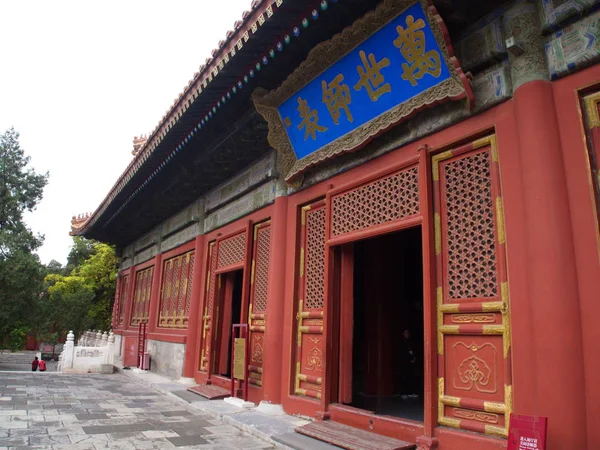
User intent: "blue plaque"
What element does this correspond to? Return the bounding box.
[253,0,472,183]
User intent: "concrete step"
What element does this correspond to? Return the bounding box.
[295,421,415,450]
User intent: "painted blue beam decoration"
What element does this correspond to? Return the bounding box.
[253,0,472,183]
[279,2,450,159]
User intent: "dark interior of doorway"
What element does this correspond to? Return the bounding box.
[349,227,424,421]
[216,269,243,378]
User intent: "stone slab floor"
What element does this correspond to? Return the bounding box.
[0,372,273,449]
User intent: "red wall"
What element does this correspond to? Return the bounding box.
[111,64,600,449]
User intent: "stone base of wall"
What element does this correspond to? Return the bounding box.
[146,339,185,380]
[114,334,122,357]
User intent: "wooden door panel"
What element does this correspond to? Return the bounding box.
[248,222,272,388]
[295,202,327,400]
[432,136,512,438]
[199,230,249,377]
[199,242,217,373]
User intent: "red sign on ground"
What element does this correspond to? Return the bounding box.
[508,414,548,450]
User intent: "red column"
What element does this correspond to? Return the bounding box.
[513,80,586,448]
[147,254,163,334]
[183,235,205,378]
[263,196,288,403]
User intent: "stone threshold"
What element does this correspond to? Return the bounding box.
[117,367,314,449]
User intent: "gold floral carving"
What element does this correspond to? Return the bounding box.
[456,356,493,393]
[451,314,495,324]
[453,408,499,424]
[252,0,472,184]
[308,337,322,344]
[252,341,263,364]
[303,382,322,392]
[306,348,323,372]
[304,319,324,326]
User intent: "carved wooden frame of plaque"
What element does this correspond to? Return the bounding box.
[252,0,473,185]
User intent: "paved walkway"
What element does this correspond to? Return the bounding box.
[0,372,274,449]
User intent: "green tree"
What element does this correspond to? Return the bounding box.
[46,259,64,275]
[0,128,47,255]
[65,236,95,273]
[0,128,48,348]
[41,240,117,337]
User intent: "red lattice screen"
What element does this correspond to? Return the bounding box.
[200,242,217,372]
[305,207,326,310]
[217,232,247,269]
[251,226,271,313]
[433,137,512,439]
[248,223,272,387]
[117,274,130,326]
[295,202,326,400]
[331,166,420,237]
[443,152,497,299]
[158,250,195,328]
[130,267,154,325]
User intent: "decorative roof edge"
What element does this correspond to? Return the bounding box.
[72,0,284,236]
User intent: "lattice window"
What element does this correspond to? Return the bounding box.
[131,267,153,325]
[332,166,420,236]
[252,226,271,313]
[117,274,130,325]
[443,151,498,299]
[159,250,195,328]
[305,207,326,309]
[217,232,247,268]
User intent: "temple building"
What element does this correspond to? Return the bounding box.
[71,0,600,448]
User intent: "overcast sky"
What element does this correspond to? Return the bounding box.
[0,0,252,265]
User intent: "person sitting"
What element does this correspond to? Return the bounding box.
[31,356,39,372]
[38,359,46,372]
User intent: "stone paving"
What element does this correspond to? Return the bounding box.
[0,372,273,449]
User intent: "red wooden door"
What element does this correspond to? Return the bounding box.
[247,221,272,388]
[199,242,217,373]
[217,273,234,375]
[432,135,512,438]
[338,245,354,404]
[294,200,327,400]
[199,228,250,379]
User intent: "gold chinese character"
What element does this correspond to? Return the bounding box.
[354,50,391,102]
[322,74,353,125]
[393,15,441,86]
[297,97,327,141]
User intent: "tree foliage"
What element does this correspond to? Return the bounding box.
[0,129,118,349]
[0,128,48,256]
[0,128,48,347]
[41,240,117,338]
[65,236,95,272]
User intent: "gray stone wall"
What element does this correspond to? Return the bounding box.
[146,339,186,380]
[118,152,277,271]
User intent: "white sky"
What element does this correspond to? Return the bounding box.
[0,0,252,265]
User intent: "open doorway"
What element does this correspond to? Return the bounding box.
[339,227,424,421]
[213,269,244,378]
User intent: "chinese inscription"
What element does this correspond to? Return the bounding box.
[354,50,391,102]
[394,15,441,86]
[278,2,450,159]
[297,98,327,140]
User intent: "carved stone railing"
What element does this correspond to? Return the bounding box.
[58,330,116,373]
